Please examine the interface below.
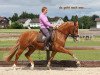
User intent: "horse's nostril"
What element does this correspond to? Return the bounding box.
[77,35,79,37]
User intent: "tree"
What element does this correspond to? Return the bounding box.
[78,16,95,29]
[9,13,19,22]
[63,16,69,22]
[71,15,76,21]
[10,22,23,29]
[92,14,99,21]
[19,12,29,19]
[9,12,40,22]
[19,12,39,19]
[91,15,99,27]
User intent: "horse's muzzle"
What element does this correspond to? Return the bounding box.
[73,35,79,42]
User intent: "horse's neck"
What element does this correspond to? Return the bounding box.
[54,29,68,47]
[58,22,70,36]
[55,28,69,40]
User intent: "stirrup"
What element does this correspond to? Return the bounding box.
[44,46,49,50]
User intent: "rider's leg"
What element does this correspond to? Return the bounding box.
[40,28,50,50]
[44,33,50,50]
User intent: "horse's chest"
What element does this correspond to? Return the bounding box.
[55,32,66,46]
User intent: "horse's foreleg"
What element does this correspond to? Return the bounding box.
[55,46,81,66]
[25,47,35,70]
[13,48,24,70]
[72,54,81,66]
[47,51,57,70]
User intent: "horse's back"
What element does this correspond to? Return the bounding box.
[18,30,38,47]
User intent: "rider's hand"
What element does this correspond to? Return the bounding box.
[53,26,58,30]
[52,25,58,29]
[52,25,55,28]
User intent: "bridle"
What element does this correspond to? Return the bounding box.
[55,25,78,39]
[71,25,77,39]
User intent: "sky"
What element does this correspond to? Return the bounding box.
[0,0,100,18]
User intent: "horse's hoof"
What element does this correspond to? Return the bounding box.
[12,64,17,70]
[47,65,51,70]
[30,66,34,70]
[76,61,81,67]
[12,67,17,70]
[19,67,23,70]
[47,67,51,70]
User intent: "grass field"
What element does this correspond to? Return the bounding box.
[0,29,39,33]
[0,37,100,47]
[1,50,100,61]
[0,29,100,61]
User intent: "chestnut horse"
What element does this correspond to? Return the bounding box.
[6,16,80,70]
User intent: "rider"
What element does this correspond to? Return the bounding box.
[39,7,54,50]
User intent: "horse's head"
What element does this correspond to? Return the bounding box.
[68,15,79,42]
[69,21,79,42]
[57,15,79,42]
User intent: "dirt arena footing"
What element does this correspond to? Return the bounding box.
[0,60,100,67]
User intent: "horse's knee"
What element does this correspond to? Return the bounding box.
[16,53,20,58]
[25,52,31,57]
[25,53,29,57]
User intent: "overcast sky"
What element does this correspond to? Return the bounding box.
[0,0,100,18]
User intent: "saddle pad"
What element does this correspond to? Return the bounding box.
[37,32,46,43]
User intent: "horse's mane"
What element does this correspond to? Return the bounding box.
[57,15,78,29]
[57,21,74,29]
[58,22,67,29]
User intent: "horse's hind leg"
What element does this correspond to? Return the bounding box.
[12,48,24,70]
[47,51,57,70]
[25,46,35,70]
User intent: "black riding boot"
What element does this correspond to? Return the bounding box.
[44,38,50,50]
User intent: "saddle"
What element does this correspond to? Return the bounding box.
[37,28,55,50]
[37,27,54,43]
[37,32,46,43]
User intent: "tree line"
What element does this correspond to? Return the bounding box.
[63,15,99,29]
[9,12,39,22]
[9,12,99,29]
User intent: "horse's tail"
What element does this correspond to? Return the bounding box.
[5,41,19,62]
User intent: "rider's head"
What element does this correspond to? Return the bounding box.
[42,7,48,14]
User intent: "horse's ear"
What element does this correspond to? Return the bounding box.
[74,15,78,26]
[75,15,78,22]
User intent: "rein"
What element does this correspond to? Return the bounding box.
[54,26,76,38]
[55,28,69,38]
[71,26,76,38]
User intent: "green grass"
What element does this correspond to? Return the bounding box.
[0,38,100,47]
[0,40,16,47]
[1,50,100,61]
[65,40,100,46]
[0,29,39,33]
